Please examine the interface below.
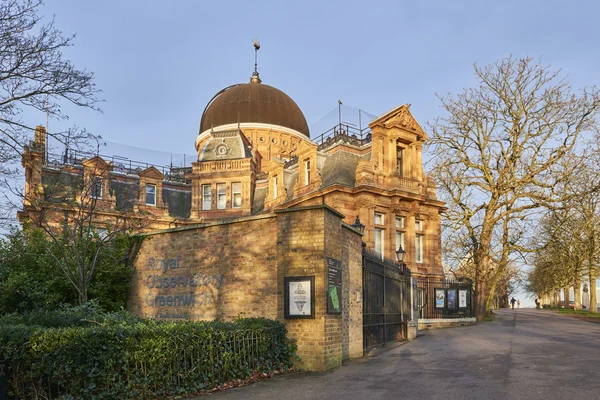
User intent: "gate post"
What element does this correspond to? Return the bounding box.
[406,276,418,339]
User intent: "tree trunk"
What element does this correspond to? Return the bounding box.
[573,282,581,310]
[563,287,570,309]
[589,270,598,313]
[553,290,560,307]
[79,288,88,305]
[475,278,489,320]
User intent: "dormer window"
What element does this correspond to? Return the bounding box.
[145,184,156,206]
[273,175,278,199]
[90,177,102,199]
[215,142,229,157]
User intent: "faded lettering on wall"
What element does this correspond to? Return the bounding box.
[144,256,224,317]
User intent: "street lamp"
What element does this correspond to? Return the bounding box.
[396,245,406,270]
[351,215,365,233]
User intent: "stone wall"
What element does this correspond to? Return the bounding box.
[127,205,363,371]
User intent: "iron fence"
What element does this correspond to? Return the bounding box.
[4,327,284,400]
[416,276,474,319]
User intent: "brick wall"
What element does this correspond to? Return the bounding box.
[128,205,363,371]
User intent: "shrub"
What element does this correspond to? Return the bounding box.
[0,308,297,400]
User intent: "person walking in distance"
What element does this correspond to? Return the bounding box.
[517,299,521,308]
[510,297,517,309]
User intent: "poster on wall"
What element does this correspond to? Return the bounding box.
[447,290,457,309]
[327,257,343,314]
[284,276,315,319]
[459,290,468,308]
[435,288,445,309]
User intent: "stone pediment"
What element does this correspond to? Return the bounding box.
[369,104,427,139]
[139,166,165,180]
[82,156,111,172]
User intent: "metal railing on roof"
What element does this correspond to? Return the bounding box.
[314,123,372,150]
[45,151,193,184]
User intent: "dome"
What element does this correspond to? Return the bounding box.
[200,81,310,137]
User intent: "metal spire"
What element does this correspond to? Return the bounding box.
[250,38,262,84]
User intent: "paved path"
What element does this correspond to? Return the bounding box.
[199,309,600,400]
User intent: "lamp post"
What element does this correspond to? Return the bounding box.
[396,245,407,271]
[351,216,366,255]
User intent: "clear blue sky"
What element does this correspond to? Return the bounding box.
[33,0,600,306]
[38,0,600,157]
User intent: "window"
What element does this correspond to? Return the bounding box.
[145,184,156,206]
[90,177,102,199]
[395,216,404,229]
[397,146,403,176]
[273,175,278,199]
[374,228,384,260]
[217,183,227,209]
[396,231,405,252]
[415,234,424,263]
[304,159,310,185]
[415,220,423,231]
[232,182,242,208]
[374,212,384,225]
[202,184,211,210]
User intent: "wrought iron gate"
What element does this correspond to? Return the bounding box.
[363,250,411,352]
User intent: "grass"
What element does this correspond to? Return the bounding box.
[556,309,600,318]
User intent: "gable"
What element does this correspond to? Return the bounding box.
[139,166,165,180]
[369,104,427,139]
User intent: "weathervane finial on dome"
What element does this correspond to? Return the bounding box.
[250,38,262,84]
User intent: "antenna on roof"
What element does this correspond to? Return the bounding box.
[250,38,262,84]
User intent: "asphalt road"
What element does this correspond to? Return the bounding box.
[199,309,600,400]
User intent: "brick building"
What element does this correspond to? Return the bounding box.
[19,63,446,370]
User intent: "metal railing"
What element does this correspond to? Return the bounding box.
[416,276,474,319]
[314,123,372,150]
[45,151,193,184]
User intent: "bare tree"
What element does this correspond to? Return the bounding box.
[429,56,600,320]
[0,0,100,226]
[18,155,149,304]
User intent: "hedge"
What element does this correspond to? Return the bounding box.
[0,309,297,399]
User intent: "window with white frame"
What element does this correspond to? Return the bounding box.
[415,219,423,231]
[396,145,404,176]
[90,177,102,199]
[217,183,227,209]
[202,184,211,210]
[396,216,404,229]
[232,182,242,208]
[415,234,424,263]
[396,231,405,252]
[304,159,310,185]
[273,175,278,199]
[374,212,384,225]
[374,228,385,260]
[145,184,156,206]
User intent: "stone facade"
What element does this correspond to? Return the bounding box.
[127,205,363,371]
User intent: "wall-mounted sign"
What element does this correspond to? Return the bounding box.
[447,289,457,310]
[327,257,342,314]
[459,289,468,308]
[284,276,315,319]
[435,288,445,309]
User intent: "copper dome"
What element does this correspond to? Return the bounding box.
[200,82,310,137]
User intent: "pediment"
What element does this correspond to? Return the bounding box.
[369,104,427,139]
[82,156,111,172]
[139,166,165,180]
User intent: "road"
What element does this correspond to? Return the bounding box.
[199,309,600,400]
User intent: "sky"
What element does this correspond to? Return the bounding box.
[22,0,600,305]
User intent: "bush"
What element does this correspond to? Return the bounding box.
[0,307,297,400]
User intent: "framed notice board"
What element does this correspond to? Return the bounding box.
[284,276,315,319]
[327,257,343,314]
